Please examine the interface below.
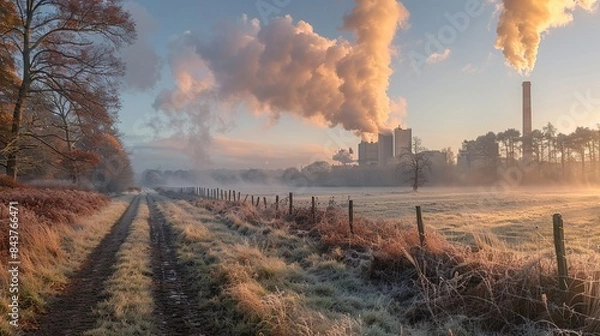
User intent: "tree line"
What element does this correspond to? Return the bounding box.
[142,121,600,190]
[460,123,600,184]
[0,0,136,191]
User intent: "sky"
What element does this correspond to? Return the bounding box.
[116,0,600,173]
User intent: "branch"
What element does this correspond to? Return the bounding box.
[21,132,70,159]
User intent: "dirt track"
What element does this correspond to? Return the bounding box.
[27,196,141,336]
[146,195,205,336]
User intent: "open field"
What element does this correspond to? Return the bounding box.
[156,188,600,335]
[2,186,598,335]
[176,186,600,253]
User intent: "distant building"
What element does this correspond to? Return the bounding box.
[422,150,447,170]
[522,81,533,162]
[378,132,394,165]
[394,127,412,156]
[358,140,378,166]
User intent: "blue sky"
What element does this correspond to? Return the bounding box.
[117,0,600,172]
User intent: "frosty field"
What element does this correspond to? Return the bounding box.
[215,185,600,254]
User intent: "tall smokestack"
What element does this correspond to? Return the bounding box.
[522,81,532,161]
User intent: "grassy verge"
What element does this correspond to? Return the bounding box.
[84,197,156,336]
[155,194,507,335]
[164,192,600,335]
[0,188,133,334]
[152,195,364,335]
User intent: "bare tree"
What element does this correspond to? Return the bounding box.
[441,147,456,166]
[2,0,135,180]
[397,137,432,191]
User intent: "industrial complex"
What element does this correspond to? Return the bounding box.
[356,81,533,171]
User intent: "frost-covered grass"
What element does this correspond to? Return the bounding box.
[0,188,132,334]
[233,186,600,253]
[161,186,600,335]
[85,198,156,336]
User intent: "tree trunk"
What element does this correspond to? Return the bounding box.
[6,4,32,180]
[6,83,29,180]
[561,149,565,178]
[581,152,585,179]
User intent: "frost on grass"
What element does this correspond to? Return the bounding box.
[161,188,600,335]
[0,188,128,334]
[84,199,156,336]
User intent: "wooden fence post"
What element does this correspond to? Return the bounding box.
[275,195,279,215]
[416,206,426,247]
[256,196,260,207]
[251,195,254,206]
[263,197,267,209]
[289,192,293,215]
[311,196,316,223]
[553,214,568,291]
[243,194,248,203]
[348,200,354,235]
[238,192,241,202]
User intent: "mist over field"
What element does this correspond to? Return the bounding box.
[2,0,600,335]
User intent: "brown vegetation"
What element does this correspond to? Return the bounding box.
[179,193,600,334]
[0,187,125,333]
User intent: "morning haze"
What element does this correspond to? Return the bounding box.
[1,1,599,335]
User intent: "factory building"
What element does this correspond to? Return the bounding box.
[378,132,394,165]
[394,127,412,156]
[357,140,378,166]
[522,81,533,162]
[357,127,413,166]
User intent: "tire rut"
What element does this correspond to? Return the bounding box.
[27,195,141,336]
[146,195,205,336]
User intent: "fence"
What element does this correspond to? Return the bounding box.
[159,185,600,331]
[165,185,600,299]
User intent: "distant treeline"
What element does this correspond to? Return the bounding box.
[142,121,600,189]
[141,161,454,188]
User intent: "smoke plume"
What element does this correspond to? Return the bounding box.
[153,0,409,151]
[332,148,354,165]
[495,0,597,75]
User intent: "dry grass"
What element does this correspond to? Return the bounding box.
[0,188,132,334]
[84,198,156,336]
[151,194,367,335]
[178,194,600,335]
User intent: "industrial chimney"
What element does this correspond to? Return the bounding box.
[522,81,532,161]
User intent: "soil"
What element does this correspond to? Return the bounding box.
[26,196,141,336]
[146,195,205,336]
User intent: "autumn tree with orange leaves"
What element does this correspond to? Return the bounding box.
[0,0,136,190]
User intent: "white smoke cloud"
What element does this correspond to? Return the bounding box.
[495,0,598,75]
[152,0,410,165]
[151,33,215,165]
[332,148,354,165]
